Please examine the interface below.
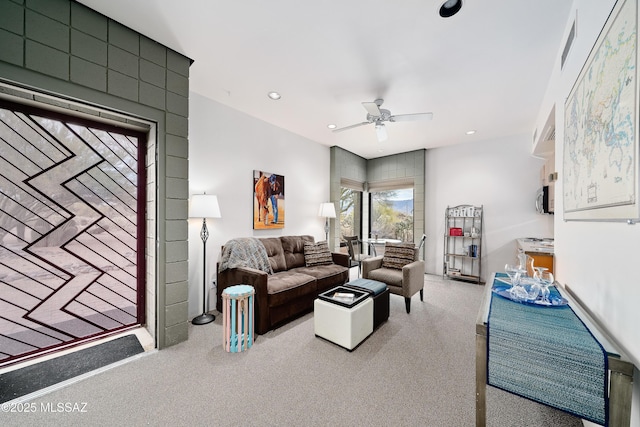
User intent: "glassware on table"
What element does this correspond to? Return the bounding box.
[509,281,529,301]
[536,268,554,304]
[504,264,520,286]
[517,252,535,278]
[505,264,529,301]
[526,280,541,301]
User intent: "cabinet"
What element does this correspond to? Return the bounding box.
[516,238,554,274]
[443,204,483,284]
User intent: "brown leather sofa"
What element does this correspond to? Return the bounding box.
[216,235,349,335]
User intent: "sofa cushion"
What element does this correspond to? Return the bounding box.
[281,235,314,269]
[266,271,316,307]
[382,242,416,270]
[260,237,287,272]
[303,241,332,267]
[296,264,349,295]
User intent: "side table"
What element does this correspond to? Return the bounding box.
[475,273,635,426]
[222,284,255,353]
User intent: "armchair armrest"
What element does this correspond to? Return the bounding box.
[331,252,350,268]
[402,260,425,298]
[216,265,270,335]
[361,256,384,279]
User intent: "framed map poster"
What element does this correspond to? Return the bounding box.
[563,0,639,221]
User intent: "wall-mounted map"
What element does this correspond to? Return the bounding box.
[563,0,638,220]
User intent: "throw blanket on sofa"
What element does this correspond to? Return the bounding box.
[219,237,273,274]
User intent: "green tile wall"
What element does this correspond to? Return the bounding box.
[0,0,192,348]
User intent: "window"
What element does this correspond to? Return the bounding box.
[340,187,362,238]
[369,188,414,242]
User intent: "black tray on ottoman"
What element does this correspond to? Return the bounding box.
[318,286,369,309]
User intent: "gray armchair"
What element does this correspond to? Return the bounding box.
[362,245,425,313]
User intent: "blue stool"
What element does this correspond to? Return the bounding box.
[345,278,389,329]
[222,285,255,352]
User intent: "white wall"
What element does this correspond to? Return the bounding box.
[425,134,554,282]
[188,93,331,319]
[535,0,639,424]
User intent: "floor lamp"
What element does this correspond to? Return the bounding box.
[189,193,221,325]
[318,202,336,242]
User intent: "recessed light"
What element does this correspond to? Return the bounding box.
[439,0,463,18]
[267,91,281,100]
[327,124,337,129]
[466,130,476,135]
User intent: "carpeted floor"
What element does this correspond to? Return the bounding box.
[0,274,582,426]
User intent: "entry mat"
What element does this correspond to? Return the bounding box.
[0,334,144,403]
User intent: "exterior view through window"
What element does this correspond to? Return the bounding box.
[370,188,414,242]
[339,187,359,238]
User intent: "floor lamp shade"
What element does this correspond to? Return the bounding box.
[189,193,221,325]
[190,194,221,219]
[318,202,336,219]
[318,202,336,242]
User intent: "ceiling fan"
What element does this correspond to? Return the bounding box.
[332,99,433,142]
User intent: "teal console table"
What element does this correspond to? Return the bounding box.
[475,273,635,426]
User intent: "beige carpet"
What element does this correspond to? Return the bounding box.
[1,274,581,426]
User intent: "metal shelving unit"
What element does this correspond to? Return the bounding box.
[443,204,483,284]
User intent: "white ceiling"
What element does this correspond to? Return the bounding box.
[78,0,573,159]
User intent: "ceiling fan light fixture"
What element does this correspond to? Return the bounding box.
[439,0,463,18]
[267,91,281,100]
[375,123,388,142]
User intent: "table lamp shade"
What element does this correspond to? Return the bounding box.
[318,202,336,218]
[190,194,221,218]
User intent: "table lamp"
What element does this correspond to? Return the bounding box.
[189,193,221,325]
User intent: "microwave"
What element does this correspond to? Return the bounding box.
[536,185,554,214]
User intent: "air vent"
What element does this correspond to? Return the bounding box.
[561,19,576,69]
[544,126,556,142]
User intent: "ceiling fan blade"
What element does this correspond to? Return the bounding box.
[332,121,371,133]
[389,112,433,122]
[362,102,382,117]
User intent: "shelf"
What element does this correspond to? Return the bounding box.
[444,204,483,285]
[446,254,479,259]
[445,272,480,281]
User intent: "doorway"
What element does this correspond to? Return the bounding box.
[0,99,147,366]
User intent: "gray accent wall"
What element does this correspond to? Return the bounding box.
[0,0,192,348]
[329,146,367,249]
[368,149,426,251]
[330,146,426,254]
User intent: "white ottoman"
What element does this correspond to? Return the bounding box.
[314,286,373,351]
